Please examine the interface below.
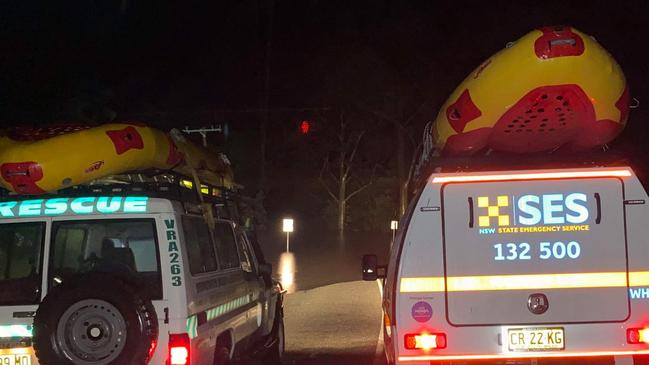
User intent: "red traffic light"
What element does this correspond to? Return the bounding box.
[300,120,311,134]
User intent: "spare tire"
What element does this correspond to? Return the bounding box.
[33,273,158,365]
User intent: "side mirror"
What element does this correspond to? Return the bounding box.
[362,254,386,281]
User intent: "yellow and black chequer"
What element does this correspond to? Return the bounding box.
[478,196,510,227]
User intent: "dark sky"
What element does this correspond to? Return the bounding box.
[3,0,649,221]
[1,1,647,113]
[1,0,649,151]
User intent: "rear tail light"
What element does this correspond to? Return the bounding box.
[627,328,649,344]
[147,339,157,363]
[168,333,190,365]
[404,333,447,350]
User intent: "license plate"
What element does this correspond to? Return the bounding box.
[0,354,31,365]
[507,327,565,352]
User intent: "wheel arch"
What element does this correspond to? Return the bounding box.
[215,329,234,357]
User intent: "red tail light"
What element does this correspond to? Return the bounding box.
[405,333,447,350]
[147,339,157,363]
[168,333,190,365]
[628,328,649,344]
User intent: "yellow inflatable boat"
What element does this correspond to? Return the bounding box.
[432,26,629,156]
[0,123,234,194]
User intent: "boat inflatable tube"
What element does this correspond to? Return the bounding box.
[432,26,629,156]
[0,123,234,194]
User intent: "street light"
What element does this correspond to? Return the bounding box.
[283,218,294,252]
[390,220,398,244]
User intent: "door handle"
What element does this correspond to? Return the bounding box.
[468,197,474,228]
[594,193,602,224]
[13,312,35,318]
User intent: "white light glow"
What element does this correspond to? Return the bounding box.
[278,252,297,293]
[0,325,32,338]
[170,346,189,365]
[282,218,294,233]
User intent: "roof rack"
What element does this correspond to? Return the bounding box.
[0,172,239,205]
[424,150,630,173]
[0,171,254,230]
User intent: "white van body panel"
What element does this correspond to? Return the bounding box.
[385,167,649,364]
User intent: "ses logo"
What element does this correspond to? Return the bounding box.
[476,193,589,234]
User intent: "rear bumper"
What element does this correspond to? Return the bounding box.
[392,308,649,363]
[397,350,649,363]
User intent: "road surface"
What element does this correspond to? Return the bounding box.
[284,280,386,365]
[254,229,390,364]
[248,280,386,365]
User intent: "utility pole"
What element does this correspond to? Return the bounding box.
[260,0,274,190]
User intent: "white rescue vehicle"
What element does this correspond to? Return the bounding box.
[0,178,284,365]
[364,164,649,365]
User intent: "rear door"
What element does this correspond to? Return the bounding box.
[442,177,628,325]
[236,230,273,336]
[212,221,260,337]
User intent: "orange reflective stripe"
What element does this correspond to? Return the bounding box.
[430,169,632,184]
[450,272,626,291]
[401,271,649,293]
[630,271,649,286]
[400,277,445,293]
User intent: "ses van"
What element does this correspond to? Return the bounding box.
[365,165,649,365]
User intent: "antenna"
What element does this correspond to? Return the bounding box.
[182,125,225,147]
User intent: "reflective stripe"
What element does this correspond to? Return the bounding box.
[186,315,198,339]
[430,169,632,184]
[0,325,32,338]
[186,294,253,339]
[401,277,445,293]
[630,271,649,285]
[400,271,649,293]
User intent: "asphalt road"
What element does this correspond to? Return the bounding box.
[253,229,390,364]
[282,280,386,365]
[265,281,616,365]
